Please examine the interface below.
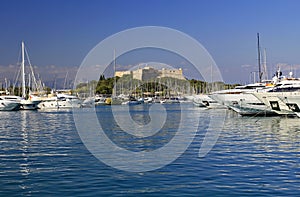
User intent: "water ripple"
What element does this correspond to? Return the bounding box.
[0,105,300,196]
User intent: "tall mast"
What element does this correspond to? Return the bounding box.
[63,71,69,89]
[113,49,116,97]
[257,33,262,82]
[263,48,268,80]
[21,41,26,98]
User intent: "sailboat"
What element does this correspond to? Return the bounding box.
[110,49,123,105]
[18,41,42,110]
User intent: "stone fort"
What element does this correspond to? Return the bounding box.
[115,66,185,81]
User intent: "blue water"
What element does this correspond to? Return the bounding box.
[1,104,300,196]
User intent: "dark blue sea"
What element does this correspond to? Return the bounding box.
[1,103,300,196]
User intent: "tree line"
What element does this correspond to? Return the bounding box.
[75,74,239,96]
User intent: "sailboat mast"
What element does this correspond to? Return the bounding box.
[21,41,26,98]
[113,49,117,97]
[257,33,262,82]
[63,71,69,89]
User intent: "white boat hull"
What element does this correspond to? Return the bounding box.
[277,92,300,117]
[0,101,20,111]
[39,99,82,109]
[20,100,41,110]
[193,94,225,109]
[252,92,295,115]
[229,102,277,116]
[0,96,21,111]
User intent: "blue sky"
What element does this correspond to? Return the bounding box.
[1,0,300,83]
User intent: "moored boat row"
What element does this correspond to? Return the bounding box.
[0,93,84,111]
[201,71,300,117]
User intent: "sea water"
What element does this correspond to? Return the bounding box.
[0,103,300,196]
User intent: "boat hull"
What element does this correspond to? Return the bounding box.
[252,92,295,115]
[20,100,41,110]
[0,96,21,111]
[229,103,278,116]
[278,93,300,117]
[0,101,20,111]
[39,99,82,109]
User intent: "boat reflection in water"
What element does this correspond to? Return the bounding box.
[222,111,300,153]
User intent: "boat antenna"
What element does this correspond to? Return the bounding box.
[257,33,262,82]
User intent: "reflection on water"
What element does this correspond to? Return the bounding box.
[20,111,29,191]
[98,104,207,152]
[0,105,299,196]
[225,113,300,152]
[0,110,78,196]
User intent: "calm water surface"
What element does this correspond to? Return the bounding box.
[0,103,300,196]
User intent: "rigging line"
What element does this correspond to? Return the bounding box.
[246,104,271,121]
[12,47,22,90]
[24,46,39,90]
[12,67,21,93]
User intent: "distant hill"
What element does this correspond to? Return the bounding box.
[0,65,78,89]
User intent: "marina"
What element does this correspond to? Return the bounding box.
[2,0,300,196]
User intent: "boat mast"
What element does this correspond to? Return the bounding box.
[257,33,262,82]
[21,41,26,98]
[63,71,69,89]
[263,48,268,80]
[113,49,116,97]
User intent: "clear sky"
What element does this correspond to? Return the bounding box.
[1,0,300,83]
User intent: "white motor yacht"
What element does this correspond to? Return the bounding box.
[0,95,21,111]
[252,78,300,116]
[209,82,274,115]
[38,94,82,109]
